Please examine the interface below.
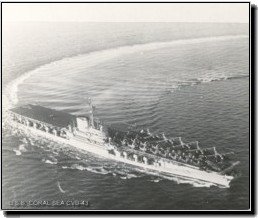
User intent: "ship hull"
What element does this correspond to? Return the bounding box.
[10,120,233,188]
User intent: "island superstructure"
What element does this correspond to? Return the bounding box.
[8,101,239,187]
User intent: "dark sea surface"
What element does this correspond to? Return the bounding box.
[2,22,249,210]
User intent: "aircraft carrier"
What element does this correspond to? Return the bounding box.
[8,101,239,187]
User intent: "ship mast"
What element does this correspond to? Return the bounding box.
[87,97,95,128]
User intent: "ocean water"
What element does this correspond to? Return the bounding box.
[2,22,249,210]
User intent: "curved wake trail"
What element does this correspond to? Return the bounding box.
[2,34,248,112]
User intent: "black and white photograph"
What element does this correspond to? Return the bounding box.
[1,2,253,213]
